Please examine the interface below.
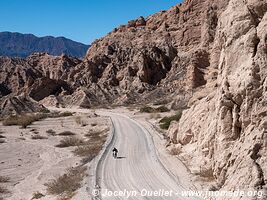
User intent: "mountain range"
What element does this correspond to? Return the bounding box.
[0,31,89,58]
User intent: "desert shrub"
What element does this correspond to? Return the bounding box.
[169,147,181,155]
[155,106,169,113]
[55,137,83,148]
[45,166,86,195]
[159,111,182,130]
[0,186,8,194]
[91,123,97,127]
[39,108,50,113]
[31,135,48,140]
[75,116,87,127]
[0,176,9,183]
[149,113,161,119]
[46,129,56,136]
[140,106,155,113]
[59,112,73,117]
[0,139,5,144]
[58,131,76,136]
[31,191,45,199]
[2,114,45,128]
[153,99,169,106]
[73,145,102,158]
[75,116,82,125]
[140,105,169,113]
[0,135,6,139]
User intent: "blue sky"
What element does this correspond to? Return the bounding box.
[0,0,182,44]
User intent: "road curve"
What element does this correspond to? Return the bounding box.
[94,112,200,200]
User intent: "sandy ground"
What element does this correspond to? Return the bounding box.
[0,106,204,200]
[0,110,109,200]
[90,111,201,200]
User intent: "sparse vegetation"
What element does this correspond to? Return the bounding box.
[73,145,102,158]
[0,135,6,139]
[46,129,56,136]
[77,130,108,164]
[0,176,9,183]
[75,116,82,125]
[0,139,5,144]
[169,147,181,155]
[58,112,73,117]
[31,191,45,199]
[155,106,170,112]
[140,106,155,113]
[58,131,76,136]
[0,186,8,194]
[197,167,215,181]
[55,137,84,148]
[91,123,97,127]
[31,135,48,140]
[75,116,87,127]
[140,105,170,113]
[159,111,183,130]
[45,166,87,195]
[2,114,47,128]
[149,113,161,119]
[39,108,50,113]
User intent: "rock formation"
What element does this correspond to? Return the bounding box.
[165,0,267,199]
[0,0,266,197]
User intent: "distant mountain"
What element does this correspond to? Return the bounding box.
[0,31,89,58]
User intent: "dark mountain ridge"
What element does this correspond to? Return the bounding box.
[0,31,89,58]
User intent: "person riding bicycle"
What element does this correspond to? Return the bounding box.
[112,147,118,159]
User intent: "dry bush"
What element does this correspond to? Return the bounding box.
[46,129,56,136]
[78,130,107,164]
[0,176,9,183]
[73,145,102,158]
[0,135,6,139]
[140,105,169,113]
[58,131,76,136]
[159,111,183,130]
[45,166,86,195]
[55,137,84,148]
[2,114,45,128]
[58,192,76,200]
[140,106,155,113]
[0,186,8,194]
[31,191,45,199]
[169,147,181,155]
[75,116,82,125]
[91,123,97,127]
[0,139,5,144]
[31,135,48,140]
[75,116,87,127]
[149,113,161,119]
[199,168,215,180]
[58,112,73,117]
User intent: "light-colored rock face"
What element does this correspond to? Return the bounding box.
[167,0,267,198]
[0,0,266,197]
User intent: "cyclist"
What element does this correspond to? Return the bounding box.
[112,147,118,159]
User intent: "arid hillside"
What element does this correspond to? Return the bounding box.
[0,0,266,198]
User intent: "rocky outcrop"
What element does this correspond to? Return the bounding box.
[64,0,228,105]
[166,0,267,199]
[0,95,44,116]
[0,53,80,102]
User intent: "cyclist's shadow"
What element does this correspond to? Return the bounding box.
[116,156,126,159]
